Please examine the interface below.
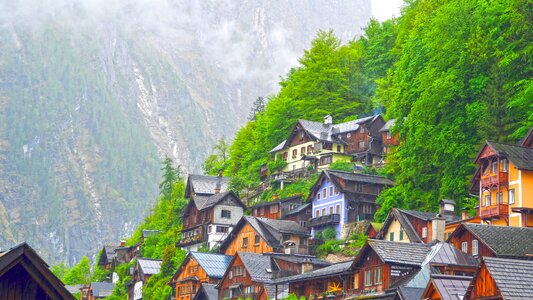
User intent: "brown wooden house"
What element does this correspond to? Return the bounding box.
[217,252,289,300]
[179,175,246,251]
[168,252,231,300]
[447,223,533,259]
[128,258,161,299]
[192,283,218,300]
[420,274,473,300]
[82,282,115,300]
[250,195,312,227]
[218,216,310,256]
[464,257,533,299]
[0,243,76,300]
[379,119,399,162]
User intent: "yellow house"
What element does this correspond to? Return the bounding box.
[472,128,533,227]
[269,115,385,174]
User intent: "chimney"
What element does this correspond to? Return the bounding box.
[217,169,223,177]
[273,194,279,200]
[431,215,446,242]
[324,115,333,125]
[462,210,471,220]
[439,199,456,216]
[214,182,221,194]
[120,240,126,247]
[301,258,314,274]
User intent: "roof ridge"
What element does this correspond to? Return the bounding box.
[487,140,533,150]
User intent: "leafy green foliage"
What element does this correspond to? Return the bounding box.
[203,138,231,176]
[329,161,355,172]
[61,256,91,285]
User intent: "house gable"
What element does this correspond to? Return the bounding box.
[220,221,274,256]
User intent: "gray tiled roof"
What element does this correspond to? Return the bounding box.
[265,283,289,299]
[238,252,273,282]
[486,141,533,170]
[430,275,472,300]
[396,286,425,300]
[193,191,244,211]
[190,252,232,279]
[194,283,218,300]
[187,174,230,195]
[368,239,431,266]
[283,203,311,217]
[379,118,395,132]
[269,140,287,153]
[327,170,394,186]
[483,257,533,299]
[246,217,309,249]
[91,282,115,298]
[137,258,161,275]
[429,243,479,267]
[269,253,330,267]
[273,261,353,284]
[460,223,533,258]
[399,209,461,223]
[250,195,302,209]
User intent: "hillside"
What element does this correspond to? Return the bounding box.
[0,0,373,264]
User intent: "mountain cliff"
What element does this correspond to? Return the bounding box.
[0,0,372,264]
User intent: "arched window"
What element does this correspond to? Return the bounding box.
[292,149,297,158]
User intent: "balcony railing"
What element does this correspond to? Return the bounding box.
[480,204,509,219]
[176,231,205,247]
[308,214,340,228]
[481,172,508,187]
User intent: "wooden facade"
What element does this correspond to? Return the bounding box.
[217,254,266,300]
[467,261,502,299]
[222,222,274,256]
[172,257,214,300]
[448,228,494,258]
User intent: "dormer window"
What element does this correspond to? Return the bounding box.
[491,160,498,173]
[502,159,509,172]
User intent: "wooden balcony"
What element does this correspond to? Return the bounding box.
[480,204,509,219]
[481,172,508,187]
[176,230,205,247]
[309,214,340,228]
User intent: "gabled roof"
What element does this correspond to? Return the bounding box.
[238,252,273,283]
[137,258,161,275]
[283,203,311,217]
[396,286,425,300]
[98,245,119,265]
[185,174,230,197]
[193,283,218,300]
[0,243,76,300]
[353,239,432,268]
[249,195,302,209]
[268,252,330,268]
[428,243,478,268]
[424,274,472,300]
[194,191,246,211]
[190,252,232,279]
[269,140,287,153]
[91,282,115,298]
[475,141,533,170]
[471,257,533,299]
[219,216,310,252]
[272,260,353,284]
[448,223,533,258]
[379,118,395,132]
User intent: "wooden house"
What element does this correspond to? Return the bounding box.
[97,245,119,270]
[83,282,115,300]
[179,174,245,251]
[376,200,464,244]
[379,119,399,161]
[168,252,232,300]
[269,115,385,177]
[0,243,76,300]
[470,128,533,227]
[420,274,473,300]
[128,258,161,300]
[217,252,289,300]
[250,195,312,227]
[464,257,533,299]
[308,170,393,239]
[447,223,533,259]
[218,216,310,256]
[192,283,218,300]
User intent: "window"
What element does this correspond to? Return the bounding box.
[244,285,255,295]
[356,183,363,192]
[270,205,279,214]
[472,240,478,256]
[317,193,321,200]
[389,232,394,241]
[292,149,297,159]
[335,187,339,195]
[359,141,365,148]
[491,160,497,173]
[353,273,359,289]
[337,145,341,152]
[189,265,198,274]
[461,241,468,253]
[386,131,391,139]
[422,227,428,238]
[234,266,245,276]
[307,145,313,154]
[320,156,332,165]
[221,210,231,219]
[336,204,341,214]
[316,210,320,217]
[502,159,509,172]
[374,267,383,285]
[347,133,351,138]
[254,235,260,245]
[364,269,373,286]
[259,207,265,215]
[216,226,229,233]
[329,206,334,214]
[330,186,334,197]
[497,192,503,204]
[322,188,327,198]
[485,194,491,206]
[301,147,306,156]
[509,189,515,204]
[300,221,307,227]
[282,152,288,161]
[322,208,326,216]
[208,225,212,233]
[399,230,404,241]
[242,237,248,248]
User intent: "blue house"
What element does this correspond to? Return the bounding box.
[308,170,393,239]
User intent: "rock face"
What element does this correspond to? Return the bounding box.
[0,0,372,264]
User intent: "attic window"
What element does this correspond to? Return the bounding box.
[502,159,509,172]
[221,210,231,219]
[422,227,428,238]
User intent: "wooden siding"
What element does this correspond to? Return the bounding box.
[0,264,56,300]
[223,223,274,256]
[469,263,503,299]
[174,257,210,300]
[289,276,346,299]
[404,214,432,243]
[252,204,281,219]
[448,229,494,258]
[353,250,390,294]
[218,255,266,300]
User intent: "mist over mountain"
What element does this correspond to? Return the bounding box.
[0,0,372,264]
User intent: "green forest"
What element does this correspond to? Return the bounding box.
[56,0,532,298]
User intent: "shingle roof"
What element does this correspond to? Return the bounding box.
[396,286,425,300]
[327,169,394,186]
[366,239,432,266]
[249,195,302,209]
[428,275,472,300]
[458,224,533,258]
[283,203,311,217]
[137,258,161,275]
[238,252,273,282]
[379,119,395,132]
[269,253,330,268]
[399,209,461,223]
[273,261,353,284]
[193,283,218,300]
[483,257,533,299]
[485,141,533,170]
[91,282,115,298]
[187,174,230,195]
[269,140,287,153]
[190,252,232,279]
[258,217,310,236]
[428,243,479,268]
